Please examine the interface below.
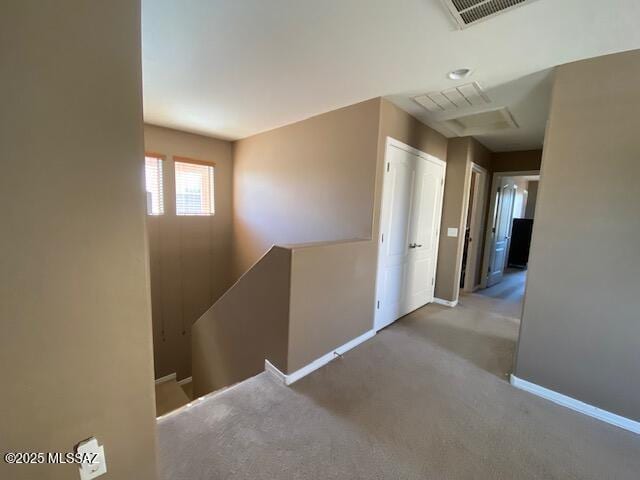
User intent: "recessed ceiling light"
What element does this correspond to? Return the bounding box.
[448,68,472,80]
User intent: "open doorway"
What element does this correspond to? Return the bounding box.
[472,170,540,316]
[460,163,489,293]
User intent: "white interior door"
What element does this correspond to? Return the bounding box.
[375,140,445,331]
[487,183,516,287]
[375,145,414,330]
[404,157,444,312]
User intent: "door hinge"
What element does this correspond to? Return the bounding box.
[377,300,380,309]
[441,179,444,186]
[387,162,390,172]
[432,277,434,285]
[381,233,384,243]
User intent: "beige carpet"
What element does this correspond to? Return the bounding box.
[157,298,640,479]
[461,268,527,319]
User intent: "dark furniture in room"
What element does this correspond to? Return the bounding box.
[508,218,534,268]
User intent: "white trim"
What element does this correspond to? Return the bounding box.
[472,163,489,175]
[510,375,640,435]
[386,137,447,167]
[265,329,376,386]
[177,376,192,386]
[434,297,458,307]
[462,163,489,293]
[264,359,286,383]
[154,373,176,385]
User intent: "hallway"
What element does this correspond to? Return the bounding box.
[460,268,527,319]
[157,288,640,480]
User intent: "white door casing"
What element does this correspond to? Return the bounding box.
[374,138,445,331]
[462,164,489,292]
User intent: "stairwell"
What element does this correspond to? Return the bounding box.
[191,238,377,398]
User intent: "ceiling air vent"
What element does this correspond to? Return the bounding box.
[413,82,490,113]
[441,0,540,28]
[443,107,519,136]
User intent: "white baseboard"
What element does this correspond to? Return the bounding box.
[177,376,192,386]
[264,359,287,383]
[155,372,176,385]
[265,329,376,386]
[434,297,458,307]
[510,375,640,435]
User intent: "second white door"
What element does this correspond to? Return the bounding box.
[375,140,445,331]
[487,182,516,287]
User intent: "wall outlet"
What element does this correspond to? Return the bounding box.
[447,228,458,238]
[76,437,107,480]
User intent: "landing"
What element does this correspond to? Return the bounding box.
[157,299,639,479]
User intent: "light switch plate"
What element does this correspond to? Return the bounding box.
[76,438,107,480]
[447,228,458,238]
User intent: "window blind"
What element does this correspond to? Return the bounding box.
[145,155,164,215]
[174,160,215,216]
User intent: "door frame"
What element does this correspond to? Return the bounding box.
[479,170,540,289]
[373,137,446,331]
[461,163,489,293]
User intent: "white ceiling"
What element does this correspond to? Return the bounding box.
[142,0,640,151]
[388,68,555,151]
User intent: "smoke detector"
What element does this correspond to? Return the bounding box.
[448,68,472,80]
[441,0,541,29]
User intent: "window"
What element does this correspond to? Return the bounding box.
[145,154,164,215]
[174,158,215,216]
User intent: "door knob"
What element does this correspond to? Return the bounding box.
[408,243,416,249]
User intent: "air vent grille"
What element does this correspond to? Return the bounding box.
[442,0,538,28]
[413,82,490,113]
[452,0,486,10]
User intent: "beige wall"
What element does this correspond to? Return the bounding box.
[376,99,448,163]
[229,98,449,376]
[515,50,640,421]
[288,240,376,371]
[192,246,291,397]
[0,2,156,479]
[434,137,491,302]
[232,96,478,328]
[192,238,377,396]
[524,180,539,219]
[232,98,382,277]
[373,99,449,235]
[144,125,233,380]
[491,149,542,172]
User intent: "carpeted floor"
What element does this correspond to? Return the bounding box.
[157,293,640,479]
[461,268,527,319]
